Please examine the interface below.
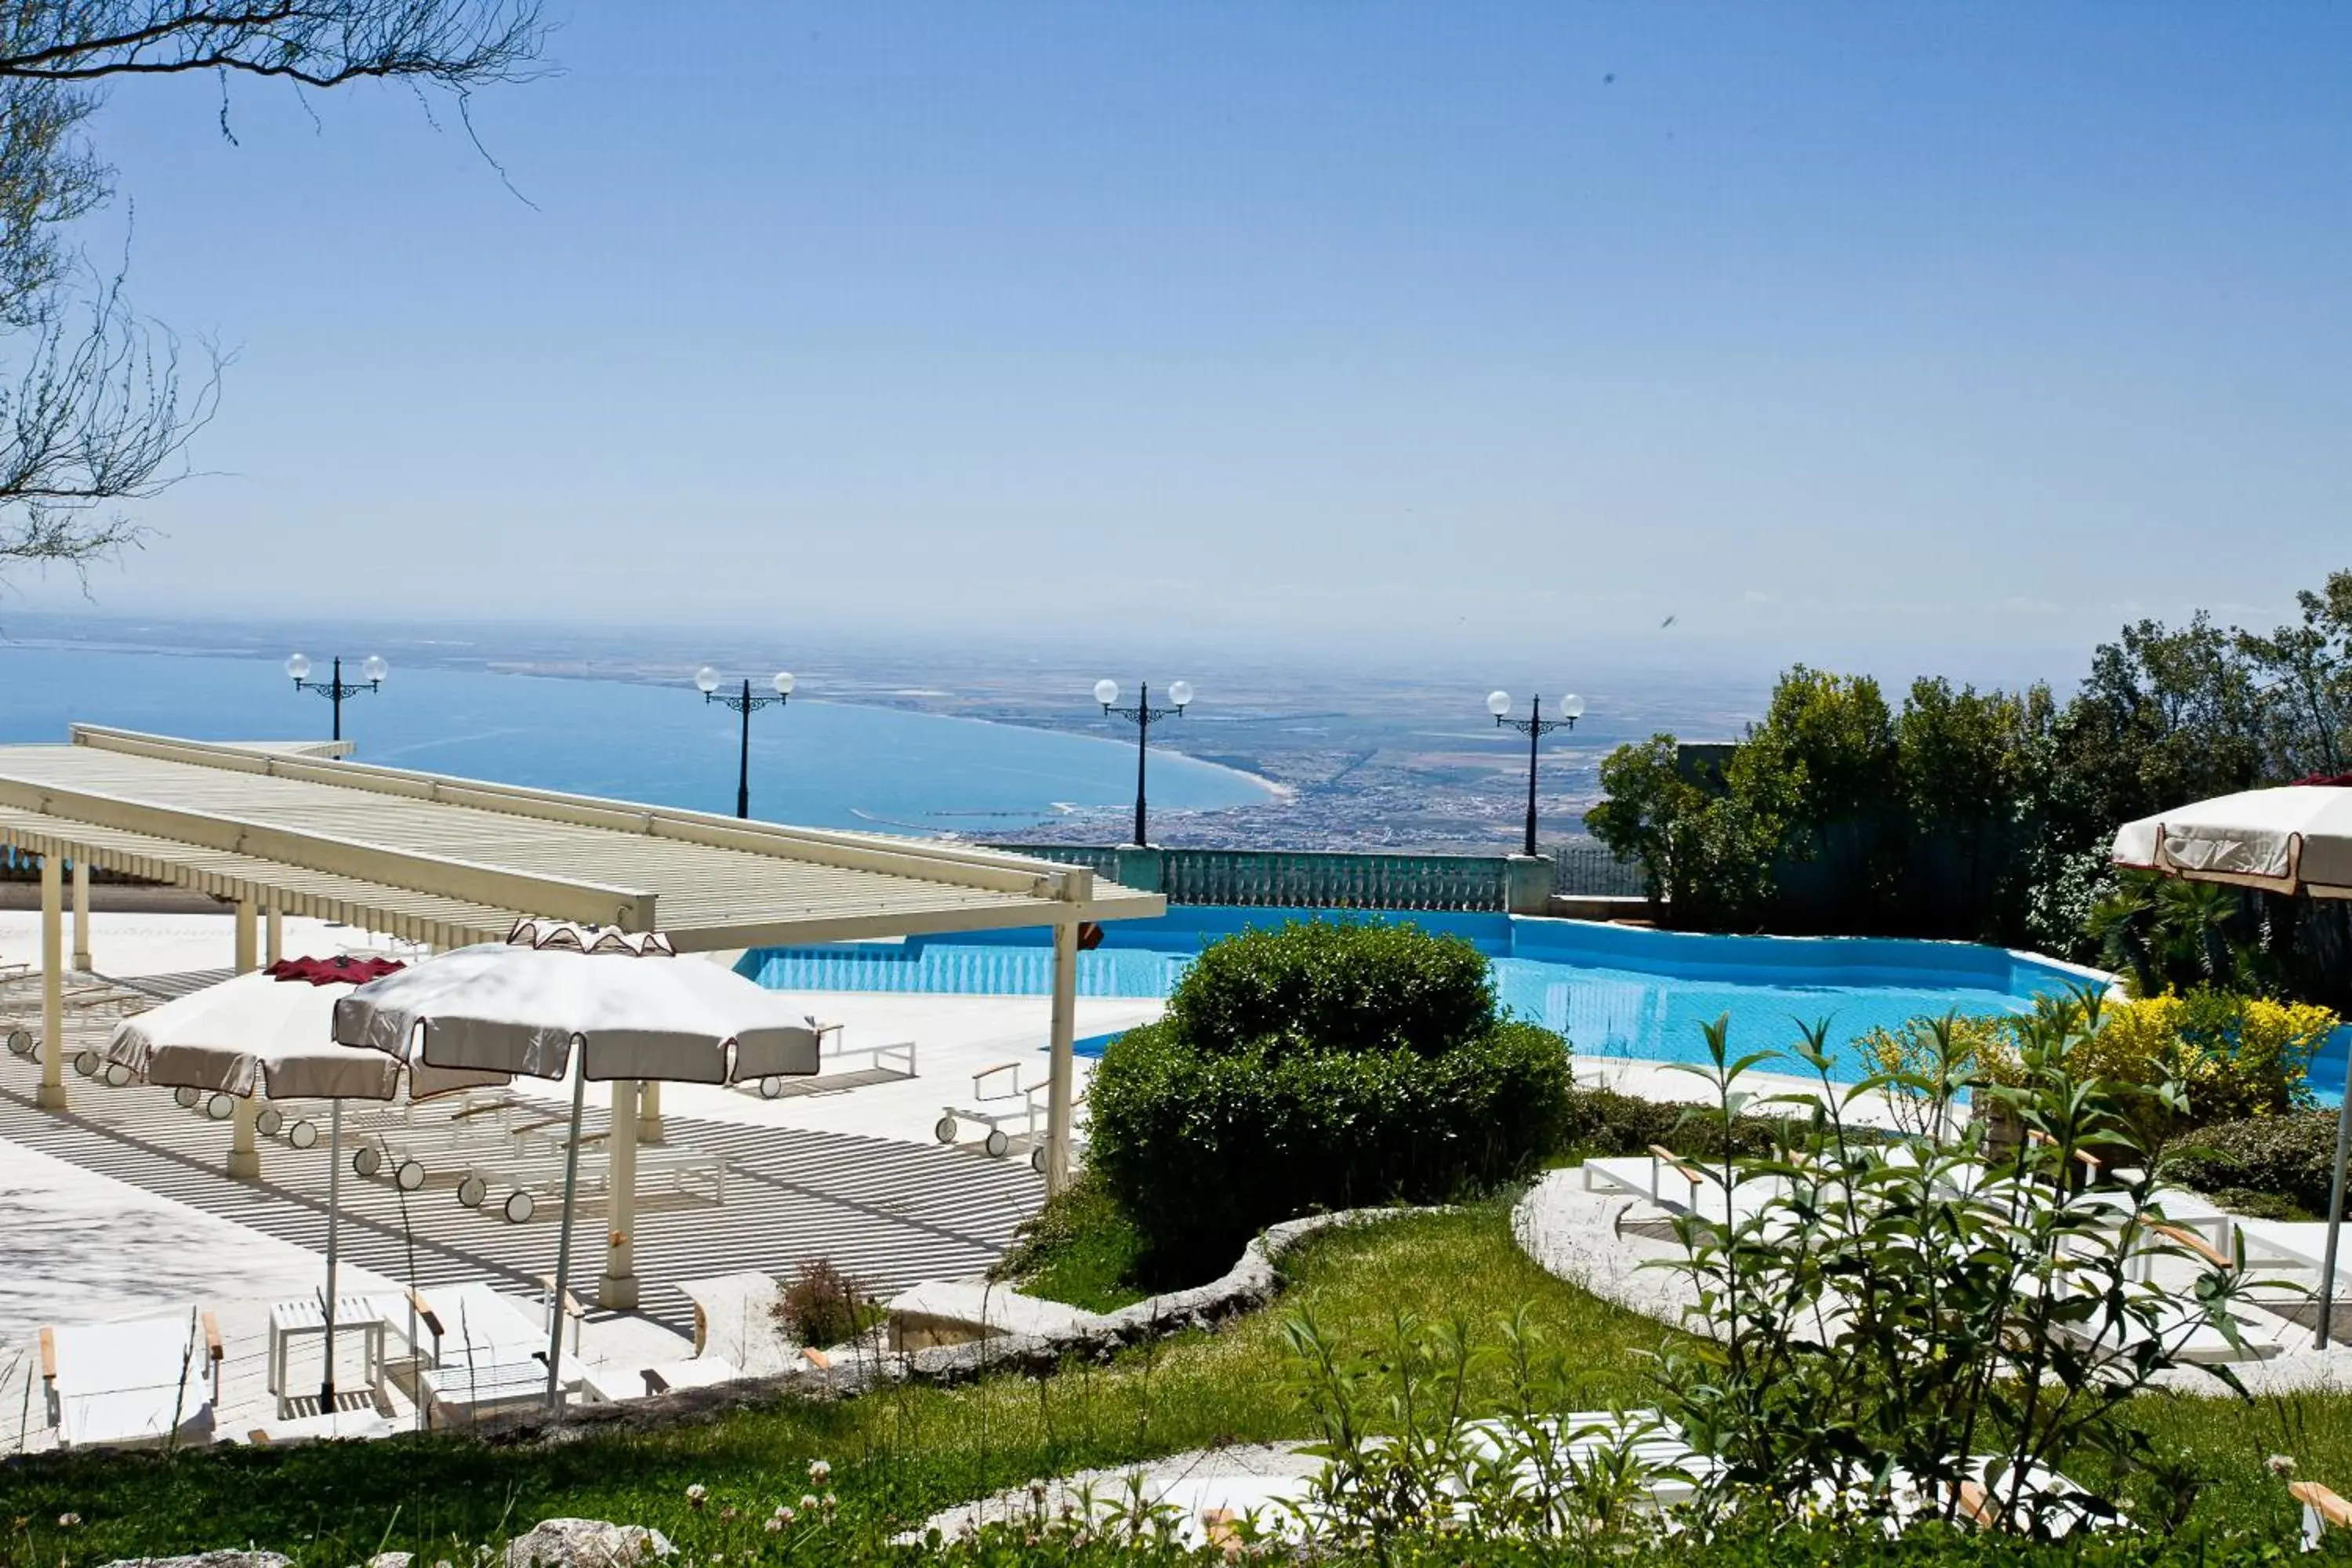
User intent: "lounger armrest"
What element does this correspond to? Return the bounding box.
[1955,1479,1996,1527]
[2292,1482,2352,1532]
[973,1062,1022,1100]
[1646,1144,1705,1185]
[408,1288,445,1340]
[2146,1218,2234,1270]
[201,1310,223,1394]
[536,1275,589,1320]
[643,1367,671,1396]
[38,1326,55,1382]
[802,1347,832,1371]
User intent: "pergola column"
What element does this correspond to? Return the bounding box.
[599,1079,641,1310]
[233,898,258,975]
[637,1080,664,1145]
[36,855,65,1110]
[265,904,283,967]
[227,1094,261,1179]
[1044,918,1079,1196]
[70,860,90,971]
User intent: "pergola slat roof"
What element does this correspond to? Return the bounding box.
[0,726,1160,949]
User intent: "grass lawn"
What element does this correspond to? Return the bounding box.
[2,1198,2346,1565]
[0,1203,1661,1566]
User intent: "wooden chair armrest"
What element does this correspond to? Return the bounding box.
[448,1102,506,1121]
[1955,1479,1996,1526]
[973,1061,1022,1098]
[642,1367,672,1396]
[2292,1482,2352,1531]
[2145,1218,2234,1270]
[801,1347,832,1371]
[246,1429,274,1445]
[408,1288,445,1338]
[38,1326,55,1381]
[201,1310,223,1363]
[536,1275,587,1319]
[1646,1143,1705,1185]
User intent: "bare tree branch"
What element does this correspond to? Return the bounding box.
[0,2,548,91]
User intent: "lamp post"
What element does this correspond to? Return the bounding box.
[1486,688,1585,856]
[1094,679,1192,848]
[696,666,794,820]
[285,654,387,742]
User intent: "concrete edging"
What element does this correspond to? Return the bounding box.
[510,1204,1435,1444]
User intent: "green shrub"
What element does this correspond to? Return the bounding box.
[1163,917,1497,1058]
[1088,921,1572,1278]
[1558,1085,1809,1163]
[2166,1109,2346,1218]
[989,1169,1148,1312]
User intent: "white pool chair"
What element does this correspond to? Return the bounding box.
[41,1308,223,1450]
[409,1280,583,1425]
[937,1060,1054,1169]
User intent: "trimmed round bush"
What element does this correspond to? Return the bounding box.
[1087,920,1572,1276]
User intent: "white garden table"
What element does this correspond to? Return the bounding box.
[267,1293,394,1416]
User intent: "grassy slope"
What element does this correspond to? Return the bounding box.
[0,1204,1660,1566]
[5,1200,2346,1565]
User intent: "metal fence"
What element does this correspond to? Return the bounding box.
[997,845,1519,912]
[1547,837,1647,898]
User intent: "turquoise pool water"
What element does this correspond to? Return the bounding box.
[741,910,2112,1081]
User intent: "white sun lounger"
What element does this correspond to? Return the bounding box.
[409,1280,583,1425]
[41,1308,223,1450]
[746,1019,916,1097]
[937,1060,1054,1171]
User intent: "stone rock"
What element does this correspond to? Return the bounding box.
[366,1554,415,1568]
[503,1519,674,1568]
[98,1555,293,1568]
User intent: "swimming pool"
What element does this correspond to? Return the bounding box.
[739,909,2114,1080]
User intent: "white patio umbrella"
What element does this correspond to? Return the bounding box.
[332,924,821,1411]
[2113,780,2352,1346]
[103,957,508,1411]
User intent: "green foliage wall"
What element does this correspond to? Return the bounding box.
[1585,569,2352,1007]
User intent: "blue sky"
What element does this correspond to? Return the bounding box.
[10,2,2347,676]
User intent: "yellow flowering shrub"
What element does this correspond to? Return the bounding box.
[2067,989,2336,1126]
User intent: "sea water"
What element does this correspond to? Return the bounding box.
[0,644,1272,833]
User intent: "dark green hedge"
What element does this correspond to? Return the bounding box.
[2167,1109,2343,1219]
[1163,917,1497,1058]
[1087,920,1572,1276]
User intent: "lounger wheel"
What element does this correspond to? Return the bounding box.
[456,1174,488,1209]
[759,1075,784,1099]
[102,1062,131,1087]
[394,1158,426,1192]
[984,1128,1011,1158]
[934,1114,957,1145]
[256,1106,283,1138]
[352,1145,382,1178]
[503,1189,535,1224]
[205,1092,234,1121]
[287,1118,318,1149]
[1030,1145,1047,1174]
[3,1028,31,1058]
[71,1049,98,1078]
[172,1085,201,1109]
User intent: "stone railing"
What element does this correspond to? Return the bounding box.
[993,845,1551,914]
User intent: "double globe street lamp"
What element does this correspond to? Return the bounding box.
[285,654,387,742]
[1487,688,1585,856]
[1095,678,1193,848]
[696,666,795,820]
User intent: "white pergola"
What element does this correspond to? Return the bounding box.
[0,725,1163,1307]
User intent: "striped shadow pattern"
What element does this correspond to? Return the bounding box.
[0,1042,1042,1339]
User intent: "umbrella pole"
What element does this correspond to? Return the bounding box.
[545,1065,587,1416]
[2321,1056,2352,1350]
[322,1099,341,1413]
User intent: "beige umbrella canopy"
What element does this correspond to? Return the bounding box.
[334,925,821,1411]
[2112,779,2352,1348]
[2112,783,2352,898]
[103,958,508,1413]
